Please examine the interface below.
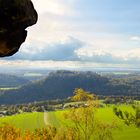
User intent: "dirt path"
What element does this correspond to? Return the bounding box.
[42,106,49,125]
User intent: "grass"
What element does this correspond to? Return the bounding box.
[47,111,61,127]
[96,105,140,140]
[0,112,46,131]
[47,105,140,140]
[0,105,140,140]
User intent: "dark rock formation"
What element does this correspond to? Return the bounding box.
[0,0,38,57]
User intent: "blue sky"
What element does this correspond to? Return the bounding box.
[1,0,140,69]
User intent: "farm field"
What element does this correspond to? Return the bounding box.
[0,87,19,90]
[0,112,46,131]
[0,105,140,140]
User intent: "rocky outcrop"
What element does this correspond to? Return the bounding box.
[0,0,38,57]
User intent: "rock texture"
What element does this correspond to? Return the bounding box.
[0,0,38,57]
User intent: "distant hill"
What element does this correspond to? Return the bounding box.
[0,74,30,88]
[0,70,140,104]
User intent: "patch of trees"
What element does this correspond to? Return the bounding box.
[0,98,70,117]
[0,123,57,140]
[103,96,135,104]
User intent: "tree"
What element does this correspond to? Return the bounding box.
[113,105,140,127]
[63,90,116,140]
[72,88,96,102]
[0,123,21,140]
[0,123,57,140]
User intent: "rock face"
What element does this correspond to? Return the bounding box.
[0,0,38,57]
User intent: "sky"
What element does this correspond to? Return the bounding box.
[1,0,140,70]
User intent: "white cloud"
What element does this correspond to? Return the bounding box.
[76,47,140,64]
[3,36,140,67]
[76,48,119,63]
[32,0,75,16]
[8,37,84,61]
[130,36,140,41]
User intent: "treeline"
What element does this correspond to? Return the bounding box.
[0,95,138,117]
[0,99,65,117]
[1,70,140,104]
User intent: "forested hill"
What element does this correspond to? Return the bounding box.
[0,70,140,104]
[0,74,29,88]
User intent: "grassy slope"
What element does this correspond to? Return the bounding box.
[0,112,46,131]
[47,105,140,140]
[96,106,140,140]
[0,105,140,140]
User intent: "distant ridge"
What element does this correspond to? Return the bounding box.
[0,70,140,104]
[0,74,29,88]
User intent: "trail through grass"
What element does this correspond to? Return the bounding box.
[0,105,140,140]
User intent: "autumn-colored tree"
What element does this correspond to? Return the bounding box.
[0,123,21,140]
[64,93,115,140]
[72,88,96,102]
[0,123,57,140]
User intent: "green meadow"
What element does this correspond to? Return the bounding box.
[0,112,46,131]
[46,105,140,140]
[0,105,140,140]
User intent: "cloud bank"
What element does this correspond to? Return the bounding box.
[3,36,140,66]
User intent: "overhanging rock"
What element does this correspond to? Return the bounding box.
[0,0,38,57]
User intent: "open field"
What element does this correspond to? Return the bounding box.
[96,106,140,140]
[0,112,46,131]
[0,87,19,91]
[0,105,140,140]
[46,105,140,140]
